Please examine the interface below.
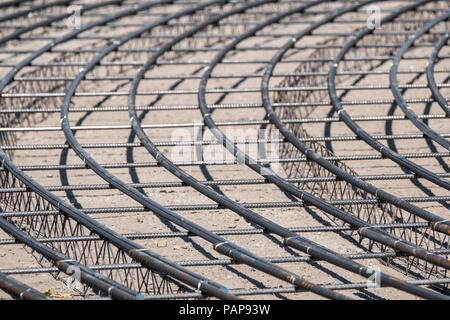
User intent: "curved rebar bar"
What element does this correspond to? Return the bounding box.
[426,32,450,116]
[0,0,155,300]
[0,0,31,10]
[0,271,50,300]
[328,0,450,190]
[0,0,72,24]
[0,0,239,300]
[390,10,450,150]
[128,0,448,300]
[0,0,448,300]
[0,217,141,300]
[197,0,450,273]
[261,3,450,235]
[0,0,128,47]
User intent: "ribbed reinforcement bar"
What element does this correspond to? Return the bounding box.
[0,272,50,300]
[328,0,450,190]
[197,0,450,279]
[390,10,450,151]
[261,1,450,235]
[0,217,141,300]
[60,0,351,301]
[0,0,448,300]
[129,0,449,300]
[426,32,450,116]
[0,0,239,300]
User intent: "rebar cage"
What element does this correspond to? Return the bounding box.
[0,0,448,300]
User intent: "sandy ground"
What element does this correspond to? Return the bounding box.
[0,0,448,300]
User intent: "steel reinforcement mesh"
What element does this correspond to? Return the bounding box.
[0,0,448,300]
